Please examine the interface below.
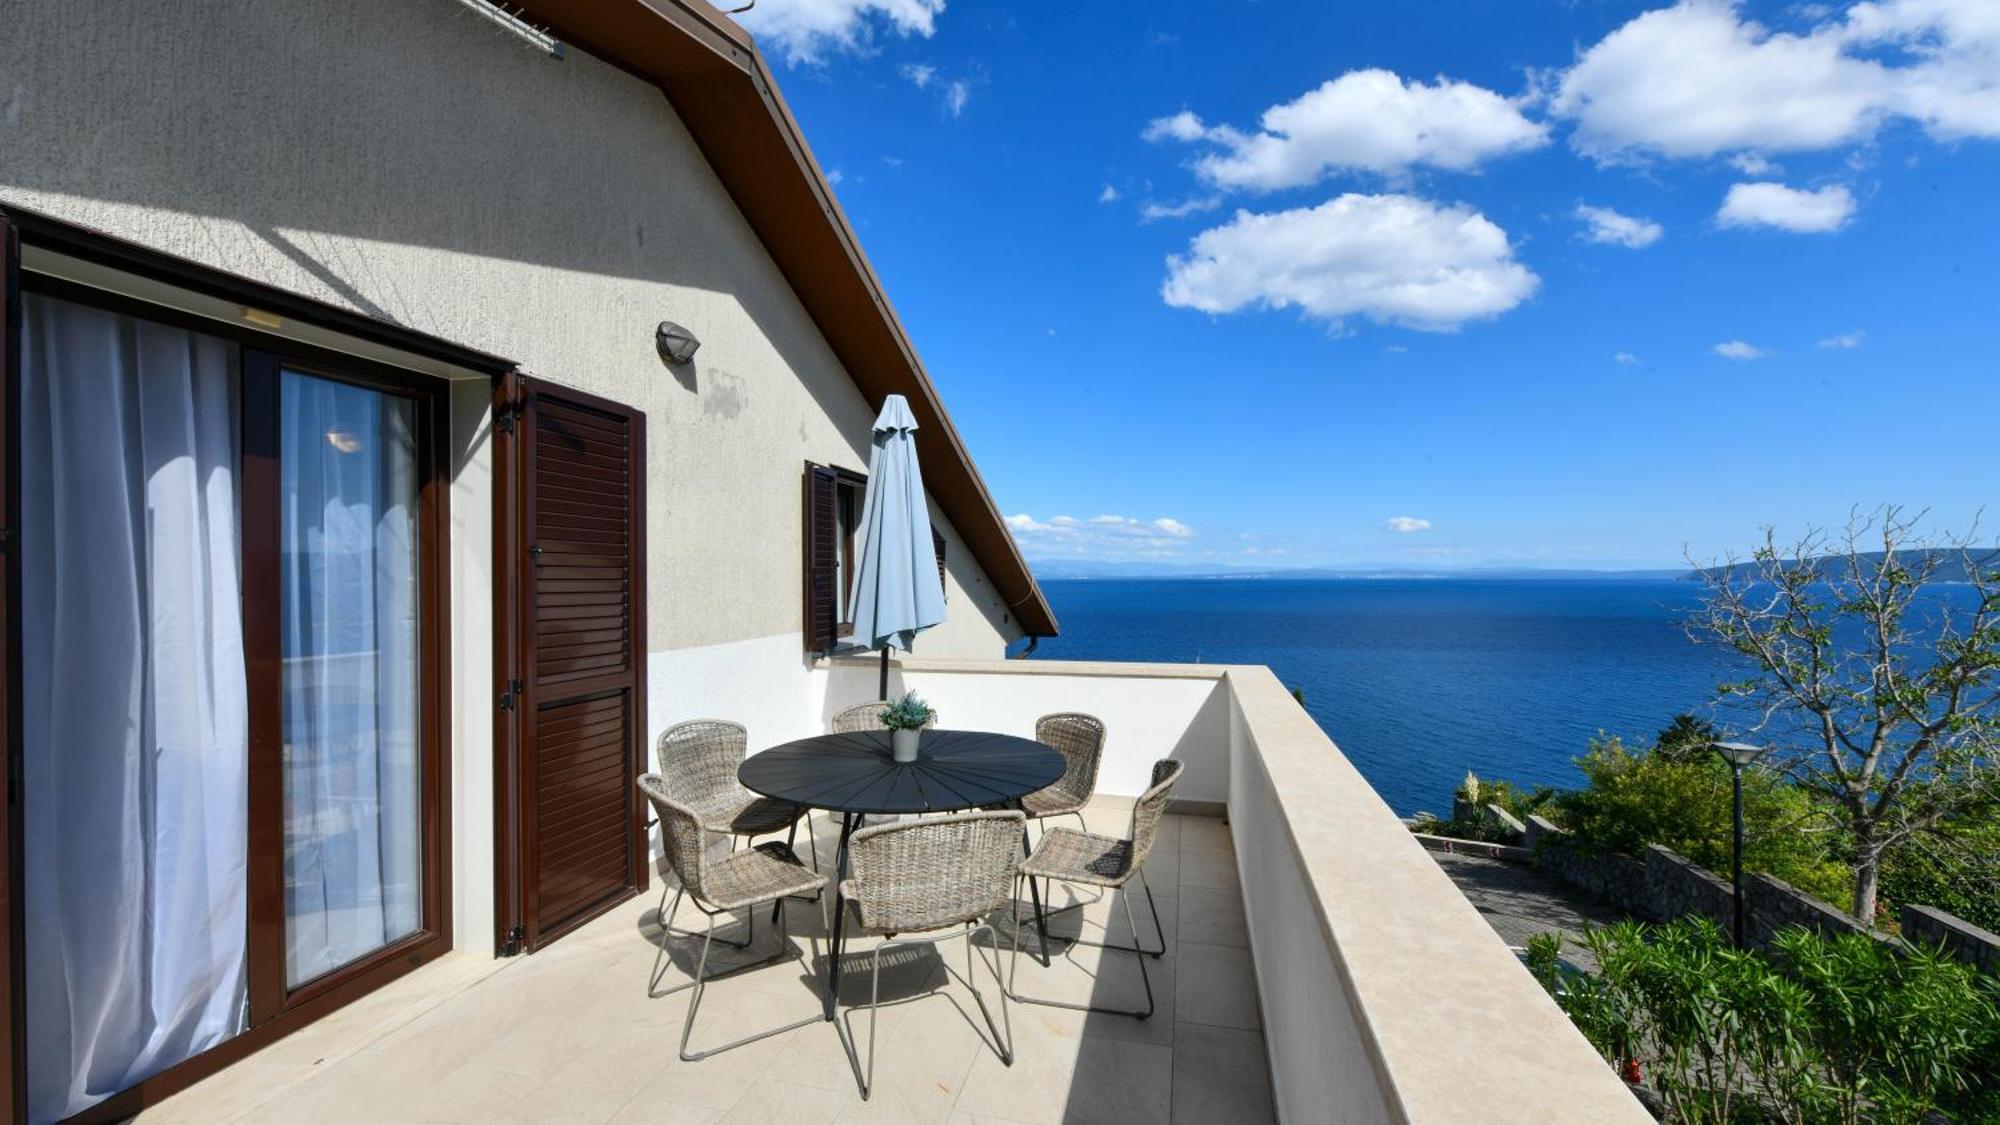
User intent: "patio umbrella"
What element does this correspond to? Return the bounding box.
[844,394,947,699]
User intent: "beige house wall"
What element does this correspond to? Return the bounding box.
[0,0,1024,659]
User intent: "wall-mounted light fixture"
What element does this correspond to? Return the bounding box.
[656,320,701,366]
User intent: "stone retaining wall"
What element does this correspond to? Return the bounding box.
[1523,816,1873,948]
[1902,905,2000,975]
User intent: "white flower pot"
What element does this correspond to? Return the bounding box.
[891,727,922,763]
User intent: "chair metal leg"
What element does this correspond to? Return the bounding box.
[850,922,1014,1101]
[652,897,824,1062]
[1001,872,1162,1019]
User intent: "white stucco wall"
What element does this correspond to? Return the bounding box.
[1,0,1027,951]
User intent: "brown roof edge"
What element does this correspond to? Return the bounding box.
[515,0,1058,638]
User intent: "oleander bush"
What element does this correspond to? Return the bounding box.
[1527,918,2000,1124]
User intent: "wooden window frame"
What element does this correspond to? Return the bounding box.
[6,263,460,1124]
[832,469,865,636]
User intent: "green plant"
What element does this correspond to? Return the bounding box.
[1557,735,1852,905]
[1876,807,2000,933]
[878,691,936,732]
[1653,713,1722,765]
[1454,771,1560,822]
[1531,919,2000,1124]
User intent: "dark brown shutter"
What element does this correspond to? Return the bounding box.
[507,377,647,951]
[0,214,20,1121]
[932,525,948,602]
[804,463,838,654]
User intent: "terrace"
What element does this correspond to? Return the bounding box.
[145,660,1644,1124]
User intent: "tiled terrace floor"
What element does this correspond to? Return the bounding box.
[148,807,1274,1124]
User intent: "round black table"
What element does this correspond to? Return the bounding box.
[739,729,1065,1020]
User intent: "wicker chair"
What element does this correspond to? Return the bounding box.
[637,775,829,1061]
[838,810,1021,1099]
[830,701,936,734]
[1020,713,1106,832]
[655,720,816,907]
[1010,758,1182,1019]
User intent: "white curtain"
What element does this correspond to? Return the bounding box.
[279,371,421,986]
[21,294,248,1124]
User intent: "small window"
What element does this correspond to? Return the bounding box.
[834,475,864,628]
[803,461,946,655]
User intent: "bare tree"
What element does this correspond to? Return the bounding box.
[1688,506,2000,921]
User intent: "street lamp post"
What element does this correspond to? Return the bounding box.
[1714,741,1765,947]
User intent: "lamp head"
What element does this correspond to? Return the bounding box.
[656,320,700,366]
[1713,741,1764,769]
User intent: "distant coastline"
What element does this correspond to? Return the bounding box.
[1030,546,1991,584]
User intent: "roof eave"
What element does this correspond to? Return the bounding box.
[513,0,1058,638]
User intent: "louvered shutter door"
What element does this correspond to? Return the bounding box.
[515,378,647,949]
[804,464,838,654]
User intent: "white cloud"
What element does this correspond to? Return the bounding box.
[827,168,845,185]
[1729,152,1780,175]
[1140,196,1222,222]
[1716,181,1856,231]
[1549,0,2000,164]
[1819,328,1867,348]
[1098,184,1121,203]
[1575,203,1665,248]
[735,0,945,65]
[899,62,936,88]
[945,79,970,117]
[1614,351,1643,365]
[1145,69,1548,191]
[1160,194,1540,332]
[1714,339,1767,359]
[1384,516,1433,533]
[1142,111,1209,143]
[1006,512,1198,556]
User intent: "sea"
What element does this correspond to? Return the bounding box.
[1030,577,1741,817]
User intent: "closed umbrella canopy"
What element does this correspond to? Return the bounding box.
[845,394,947,671]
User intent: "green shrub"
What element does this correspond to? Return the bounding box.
[1533,918,2000,1124]
[1556,736,1852,905]
[1876,813,2000,934]
[1453,770,1560,824]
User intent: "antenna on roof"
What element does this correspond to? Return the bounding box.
[454,0,566,58]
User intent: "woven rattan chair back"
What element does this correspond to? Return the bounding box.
[657,719,749,808]
[830,701,936,734]
[636,773,711,901]
[1031,712,1106,814]
[846,810,1024,933]
[1124,759,1185,871]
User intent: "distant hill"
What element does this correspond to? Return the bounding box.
[1689,548,1996,584]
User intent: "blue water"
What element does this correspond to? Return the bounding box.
[1031,578,1742,817]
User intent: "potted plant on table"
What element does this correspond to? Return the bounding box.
[881,692,936,763]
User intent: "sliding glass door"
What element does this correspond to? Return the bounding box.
[15,281,450,1122]
[278,370,423,988]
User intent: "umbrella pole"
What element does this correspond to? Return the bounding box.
[878,648,890,701]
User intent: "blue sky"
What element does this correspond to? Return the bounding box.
[739,0,1999,571]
